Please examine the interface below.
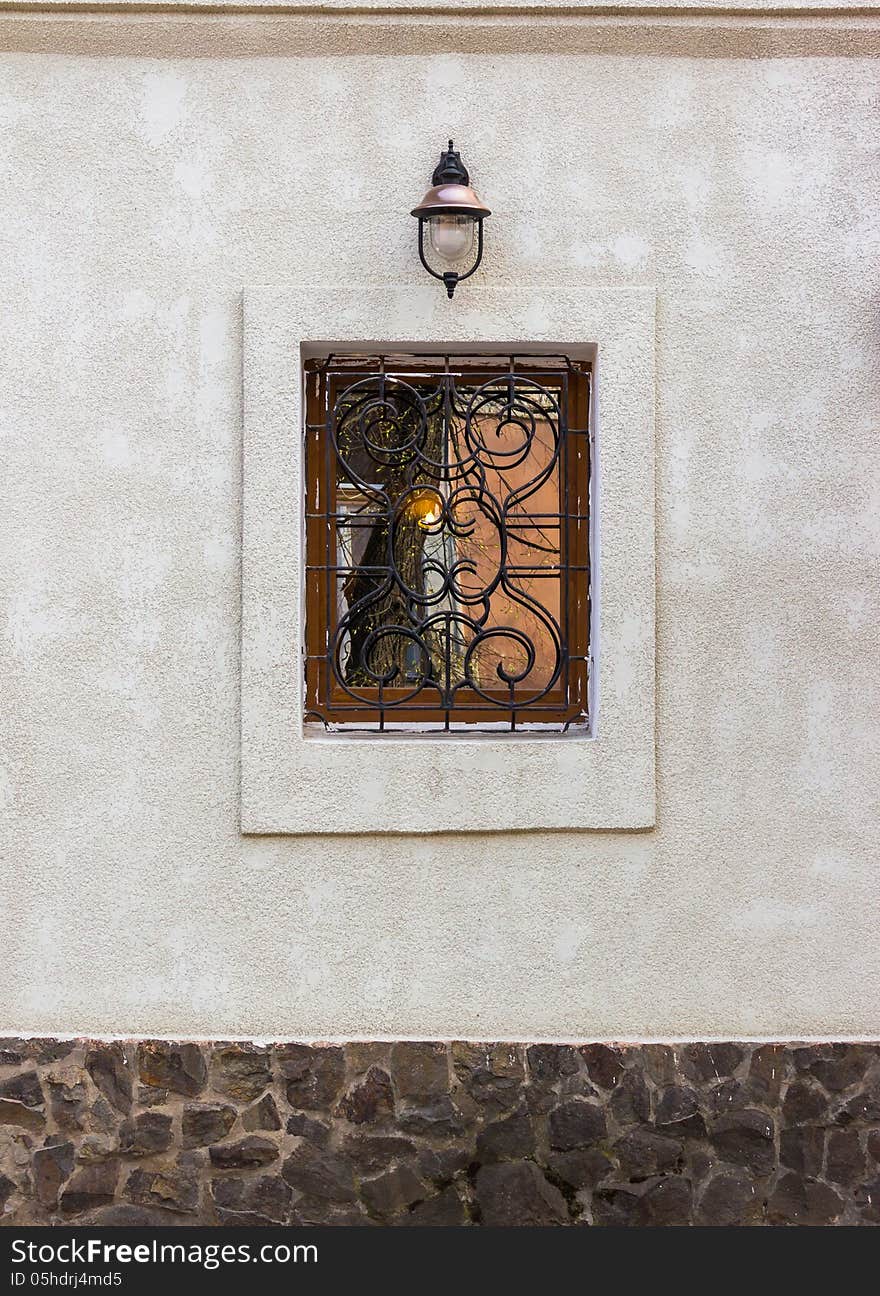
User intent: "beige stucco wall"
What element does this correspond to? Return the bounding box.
[1,2,878,1040]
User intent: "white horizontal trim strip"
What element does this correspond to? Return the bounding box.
[4,1030,880,1045]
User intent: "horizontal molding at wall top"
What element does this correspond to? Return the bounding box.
[1,0,878,15]
[2,8,876,57]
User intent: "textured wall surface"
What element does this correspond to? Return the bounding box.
[2,1037,879,1227]
[0,7,878,1039]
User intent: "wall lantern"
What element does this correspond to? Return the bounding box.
[411,140,491,299]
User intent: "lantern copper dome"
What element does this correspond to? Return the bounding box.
[411,141,491,221]
[411,140,491,299]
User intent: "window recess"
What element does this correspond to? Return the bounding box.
[304,352,591,734]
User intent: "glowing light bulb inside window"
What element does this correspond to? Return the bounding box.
[409,490,443,528]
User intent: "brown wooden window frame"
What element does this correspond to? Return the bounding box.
[303,351,591,733]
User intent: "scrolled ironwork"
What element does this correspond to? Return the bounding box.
[305,355,591,733]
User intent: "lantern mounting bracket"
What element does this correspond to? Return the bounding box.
[432,140,469,187]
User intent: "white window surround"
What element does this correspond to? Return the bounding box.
[241,286,655,834]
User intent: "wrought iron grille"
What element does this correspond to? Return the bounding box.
[304,353,591,732]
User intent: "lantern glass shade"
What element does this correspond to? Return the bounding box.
[427,213,476,263]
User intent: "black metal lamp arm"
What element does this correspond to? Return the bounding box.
[417,219,485,300]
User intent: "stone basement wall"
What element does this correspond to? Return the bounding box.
[0,1040,878,1227]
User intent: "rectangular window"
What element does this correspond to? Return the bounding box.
[303,352,591,733]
